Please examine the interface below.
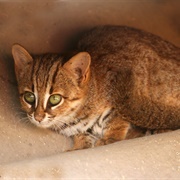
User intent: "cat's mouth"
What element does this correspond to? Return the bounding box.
[27,113,54,129]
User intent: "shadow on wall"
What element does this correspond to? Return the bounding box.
[0,53,19,114]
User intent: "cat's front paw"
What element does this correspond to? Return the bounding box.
[95,138,116,147]
[71,134,94,150]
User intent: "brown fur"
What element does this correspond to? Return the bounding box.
[12,26,180,150]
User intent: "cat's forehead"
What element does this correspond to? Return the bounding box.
[32,54,61,87]
[33,54,63,70]
[31,54,75,94]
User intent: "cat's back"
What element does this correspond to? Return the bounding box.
[78,25,179,64]
[78,26,180,129]
[78,25,179,90]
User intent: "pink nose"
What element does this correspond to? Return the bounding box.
[34,113,45,122]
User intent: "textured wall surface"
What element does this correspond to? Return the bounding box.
[0,0,179,178]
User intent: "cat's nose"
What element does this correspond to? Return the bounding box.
[34,113,45,122]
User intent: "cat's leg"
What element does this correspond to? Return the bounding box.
[71,133,96,150]
[95,118,146,147]
[94,118,130,147]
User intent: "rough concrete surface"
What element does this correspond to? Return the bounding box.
[1,130,180,179]
[0,0,179,178]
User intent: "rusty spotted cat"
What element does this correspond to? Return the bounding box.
[12,26,180,150]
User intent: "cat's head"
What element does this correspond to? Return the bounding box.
[12,44,91,129]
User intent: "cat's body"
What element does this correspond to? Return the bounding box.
[12,26,180,150]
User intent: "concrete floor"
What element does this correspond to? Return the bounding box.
[0,0,180,164]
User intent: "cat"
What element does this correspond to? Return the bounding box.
[12,25,180,150]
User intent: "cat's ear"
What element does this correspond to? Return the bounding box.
[63,52,91,85]
[12,44,33,73]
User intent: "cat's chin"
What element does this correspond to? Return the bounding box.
[29,118,53,129]
[34,123,52,129]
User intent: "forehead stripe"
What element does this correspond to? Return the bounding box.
[52,60,62,84]
[33,56,44,89]
[49,60,62,94]
[30,57,35,83]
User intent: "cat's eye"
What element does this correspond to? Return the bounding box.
[49,94,62,106]
[24,92,35,104]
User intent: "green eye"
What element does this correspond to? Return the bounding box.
[24,92,35,104]
[49,94,62,106]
